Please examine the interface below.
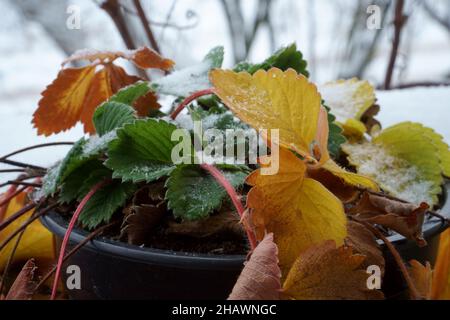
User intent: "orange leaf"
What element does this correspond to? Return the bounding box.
[228,233,281,300]
[246,148,347,275]
[408,260,432,300]
[282,240,384,300]
[62,47,174,71]
[432,229,450,300]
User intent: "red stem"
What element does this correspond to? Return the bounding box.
[170,89,215,120]
[50,181,108,300]
[201,163,257,250]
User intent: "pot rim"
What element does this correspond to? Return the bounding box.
[40,182,450,268]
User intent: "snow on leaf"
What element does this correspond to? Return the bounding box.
[246,148,347,276]
[33,47,167,135]
[62,47,174,71]
[151,46,224,97]
[343,122,446,205]
[105,119,182,183]
[282,240,384,300]
[210,68,321,159]
[228,234,281,300]
[165,165,248,221]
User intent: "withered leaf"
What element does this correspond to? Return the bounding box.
[282,240,384,300]
[121,185,167,245]
[409,260,432,300]
[345,221,385,274]
[5,259,37,300]
[166,210,244,238]
[347,192,428,246]
[228,233,281,300]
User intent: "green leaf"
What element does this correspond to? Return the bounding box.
[324,104,347,159]
[109,81,151,105]
[234,43,309,77]
[106,118,184,183]
[165,165,248,220]
[79,181,136,230]
[151,46,224,97]
[58,160,106,203]
[42,138,91,196]
[93,102,136,137]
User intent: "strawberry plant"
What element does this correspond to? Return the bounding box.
[0,43,449,300]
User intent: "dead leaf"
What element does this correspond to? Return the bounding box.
[33,47,171,135]
[5,259,37,300]
[62,47,174,71]
[282,240,384,300]
[408,260,432,300]
[345,221,385,274]
[228,233,281,300]
[347,191,428,246]
[431,229,450,299]
[167,210,244,238]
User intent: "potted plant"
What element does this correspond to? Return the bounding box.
[0,44,449,300]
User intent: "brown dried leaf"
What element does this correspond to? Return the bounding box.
[360,104,381,134]
[167,210,244,238]
[62,47,174,71]
[345,221,385,275]
[347,192,428,246]
[282,240,384,300]
[409,260,432,300]
[5,259,37,300]
[121,185,167,245]
[228,233,281,300]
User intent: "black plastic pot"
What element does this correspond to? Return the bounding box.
[40,183,450,300]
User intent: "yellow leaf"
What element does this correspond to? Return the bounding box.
[246,148,347,275]
[321,159,380,191]
[432,229,450,300]
[0,193,54,272]
[282,240,384,300]
[341,118,367,141]
[319,78,376,123]
[210,68,321,159]
[373,122,443,204]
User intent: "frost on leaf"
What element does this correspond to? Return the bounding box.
[319,78,378,138]
[33,47,169,135]
[228,234,281,300]
[151,46,224,97]
[343,122,447,206]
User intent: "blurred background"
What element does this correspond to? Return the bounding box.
[0,0,449,184]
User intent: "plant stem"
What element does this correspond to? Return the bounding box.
[170,89,216,120]
[50,181,108,300]
[0,169,25,174]
[384,0,407,89]
[353,217,421,300]
[201,163,257,250]
[0,142,74,161]
[0,181,42,189]
[0,203,36,233]
[0,159,46,171]
[132,0,160,54]
[35,221,117,292]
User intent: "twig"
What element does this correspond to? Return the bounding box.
[170,88,215,120]
[0,204,58,253]
[0,142,74,161]
[0,159,45,171]
[132,0,160,53]
[50,181,108,300]
[0,224,27,295]
[0,181,42,189]
[0,203,36,233]
[352,217,421,300]
[384,0,407,90]
[0,169,25,174]
[201,163,257,250]
[34,221,118,292]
